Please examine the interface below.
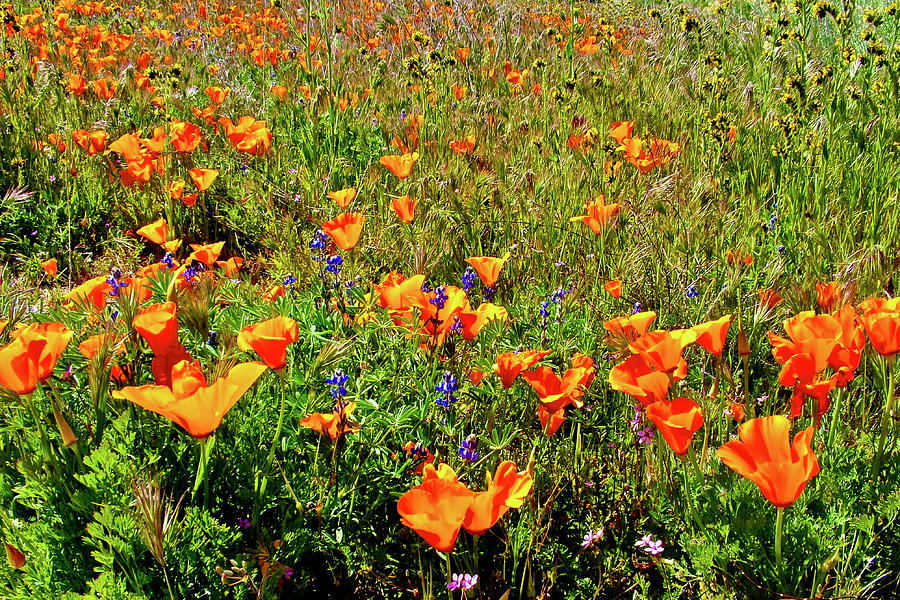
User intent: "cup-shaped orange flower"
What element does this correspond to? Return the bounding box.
[300,402,360,440]
[41,258,58,278]
[603,311,656,343]
[379,152,419,179]
[322,212,365,251]
[237,316,299,370]
[465,253,511,288]
[391,195,418,223]
[691,315,731,356]
[188,241,225,267]
[537,405,566,435]
[645,397,704,455]
[522,365,593,412]
[133,302,181,356]
[13,322,73,382]
[493,349,551,388]
[188,168,219,192]
[716,415,820,508]
[462,461,533,535]
[113,360,267,438]
[858,298,900,356]
[628,329,696,380]
[604,279,621,298]
[397,466,476,552]
[570,195,621,234]
[137,218,168,246]
[609,354,671,408]
[327,187,357,209]
[0,337,42,395]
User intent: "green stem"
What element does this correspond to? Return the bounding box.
[193,435,213,505]
[872,355,895,482]
[256,372,288,525]
[775,506,785,578]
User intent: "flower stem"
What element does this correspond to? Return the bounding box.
[775,506,785,578]
[872,355,895,483]
[255,371,288,525]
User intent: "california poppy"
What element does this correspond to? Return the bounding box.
[169,121,202,153]
[522,363,594,412]
[218,116,272,155]
[465,253,511,288]
[322,212,365,251]
[327,187,357,209]
[758,288,783,309]
[449,135,476,155]
[397,465,475,552]
[66,275,112,312]
[0,322,71,395]
[462,461,533,535]
[137,218,168,246]
[604,280,622,298]
[645,397,704,455]
[816,281,844,312]
[691,315,731,356]
[237,316,299,370]
[493,349,551,388]
[204,85,230,105]
[716,415,819,507]
[41,258,58,278]
[72,129,108,155]
[189,168,218,192]
[628,329,696,380]
[391,195,418,223]
[133,302,182,356]
[5,543,25,570]
[188,241,225,267]
[608,354,671,408]
[570,195,621,234]
[603,311,656,343]
[114,360,267,438]
[300,402,360,440]
[379,152,419,179]
[857,298,900,356]
[537,405,566,435]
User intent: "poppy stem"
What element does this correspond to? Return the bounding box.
[193,435,213,506]
[256,371,288,525]
[445,552,453,600]
[872,355,895,483]
[774,506,785,578]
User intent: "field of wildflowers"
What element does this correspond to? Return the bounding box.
[1,0,900,597]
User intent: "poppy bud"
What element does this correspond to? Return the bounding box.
[5,543,25,570]
[737,329,751,357]
[53,409,78,447]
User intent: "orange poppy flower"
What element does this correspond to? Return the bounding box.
[469,370,487,386]
[691,315,731,355]
[537,405,566,435]
[113,360,267,438]
[397,466,475,552]
[166,179,185,200]
[66,275,112,311]
[300,402,360,440]
[628,329,696,379]
[216,256,244,277]
[449,135,476,155]
[327,187,357,209]
[462,461,533,535]
[237,316,299,370]
[456,303,508,341]
[218,116,272,155]
[189,168,218,192]
[608,353,671,408]
[857,298,900,356]
[133,302,182,355]
[603,311,656,343]
[204,85,230,105]
[188,241,225,267]
[645,397,704,455]
[72,129,109,155]
[604,280,622,298]
[816,281,844,312]
[322,212,365,251]
[271,85,288,100]
[456,47,470,62]
[263,284,286,303]
[79,333,128,383]
[379,152,419,179]
[608,121,634,145]
[391,195,418,223]
[169,121,202,153]
[0,323,72,395]
[570,195,621,234]
[137,218,168,246]
[522,365,592,412]
[716,415,819,507]
[493,349,551,388]
[451,85,467,100]
[465,253,511,288]
[41,258,58,278]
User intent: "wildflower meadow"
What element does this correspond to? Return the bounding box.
[1,0,900,598]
